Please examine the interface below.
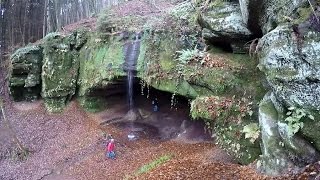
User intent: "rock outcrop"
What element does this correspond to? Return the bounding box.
[257,92,319,175]
[258,25,320,110]
[198,1,252,53]
[7,0,320,176]
[239,0,307,34]
[9,45,43,101]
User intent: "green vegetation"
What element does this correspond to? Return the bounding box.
[77,96,106,113]
[285,107,315,137]
[41,33,81,112]
[176,48,204,65]
[77,33,126,96]
[125,154,172,179]
[242,123,260,143]
[190,96,261,164]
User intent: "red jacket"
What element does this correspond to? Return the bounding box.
[107,142,115,152]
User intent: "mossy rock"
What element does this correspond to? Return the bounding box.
[9,45,43,101]
[44,97,67,113]
[41,33,80,112]
[239,0,308,35]
[300,113,320,151]
[190,96,261,164]
[77,96,106,113]
[77,33,126,97]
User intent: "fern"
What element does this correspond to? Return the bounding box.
[285,107,315,137]
[242,123,260,143]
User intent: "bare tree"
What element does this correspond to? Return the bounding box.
[0,61,29,160]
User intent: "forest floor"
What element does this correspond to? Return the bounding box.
[0,94,293,180]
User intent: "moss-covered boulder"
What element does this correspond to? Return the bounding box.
[258,25,320,110]
[41,31,86,112]
[191,96,261,164]
[257,92,319,175]
[9,45,43,101]
[198,1,253,53]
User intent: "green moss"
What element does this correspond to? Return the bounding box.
[134,154,172,176]
[77,96,106,112]
[150,78,199,98]
[41,33,80,111]
[190,96,261,164]
[9,45,43,101]
[9,77,26,86]
[293,7,312,24]
[259,99,278,121]
[44,97,67,113]
[77,33,126,96]
[300,113,320,151]
[215,123,261,164]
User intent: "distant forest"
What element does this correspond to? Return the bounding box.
[0,0,126,58]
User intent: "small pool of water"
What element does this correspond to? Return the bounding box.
[114,121,160,140]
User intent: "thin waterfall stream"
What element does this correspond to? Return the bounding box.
[123,32,141,140]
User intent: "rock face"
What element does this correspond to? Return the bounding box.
[198,1,252,52]
[258,25,320,110]
[7,0,320,175]
[257,22,320,174]
[41,33,81,112]
[9,45,43,101]
[239,0,307,34]
[257,92,319,175]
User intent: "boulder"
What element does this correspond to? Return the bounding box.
[198,1,252,53]
[258,25,320,110]
[239,0,307,34]
[41,33,80,112]
[257,92,319,175]
[9,45,43,101]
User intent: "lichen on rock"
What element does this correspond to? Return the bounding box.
[257,92,319,175]
[258,25,320,110]
[9,45,43,101]
[41,31,86,113]
[198,0,253,53]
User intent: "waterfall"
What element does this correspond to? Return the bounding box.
[123,32,141,141]
[124,33,141,110]
[123,32,140,109]
[127,70,134,109]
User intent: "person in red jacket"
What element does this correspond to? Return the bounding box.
[106,139,116,159]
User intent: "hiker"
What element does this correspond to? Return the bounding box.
[152,98,159,112]
[106,134,113,144]
[106,139,116,160]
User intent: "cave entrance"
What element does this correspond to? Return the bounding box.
[89,76,212,142]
